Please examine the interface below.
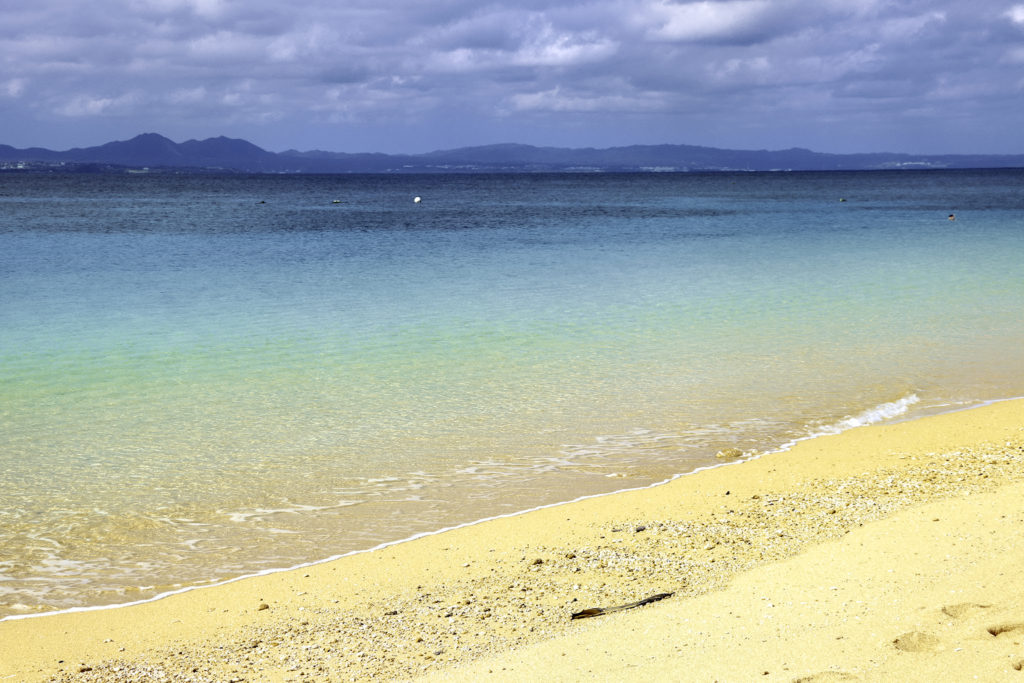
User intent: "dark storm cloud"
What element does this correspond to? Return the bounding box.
[2,0,1023,153]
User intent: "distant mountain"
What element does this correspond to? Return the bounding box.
[2,133,1024,173]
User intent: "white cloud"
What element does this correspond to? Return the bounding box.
[876,11,946,41]
[220,81,251,106]
[167,86,208,104]
[189,0,225,18]
[646,0,777,43]
[428,48,479,72]
[186,30,265,63]
[427,19,617,72]
[512,26,618,67]
[131,0,226,19]
[509,86,662,113]
[4,79,28,98]
[1008,5,1024,25]
[1005,46,1024,63]
[57,92,139,117]
[267,25,334,63]
[708,55,771,84]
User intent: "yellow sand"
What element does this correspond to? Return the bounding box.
[2,399,1023,682]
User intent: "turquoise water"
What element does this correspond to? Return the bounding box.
[2,170,1023,617]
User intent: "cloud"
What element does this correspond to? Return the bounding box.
[186,30,266,63]
[1,0,1023,154]
[875,10,946,41]
[428,20,618,72]
[644,0,782,44]
[4,79,28,98]
[1002,46,1024,64]
[130,0,228,21]
[508,85,664,113]
[57,92,140,117]
[166,86,206,104]
[267,25,334,63]
[512,24,619,67]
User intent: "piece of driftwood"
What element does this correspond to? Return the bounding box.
[570,592,674,620]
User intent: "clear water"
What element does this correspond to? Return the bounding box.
[2,170,1023,618]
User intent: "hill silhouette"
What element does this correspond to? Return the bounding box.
[2,133,1023,173]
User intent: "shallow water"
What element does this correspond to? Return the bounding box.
[2,169,1023,617]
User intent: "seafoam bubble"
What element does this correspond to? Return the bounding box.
[829,394,920,432]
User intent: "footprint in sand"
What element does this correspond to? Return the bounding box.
[941,602,991,619]
[926,604,1024,673]
[986,622,1024,638]
[892,631,942,653]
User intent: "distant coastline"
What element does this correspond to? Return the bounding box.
[3,133,1024,174]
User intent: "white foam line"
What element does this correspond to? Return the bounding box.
[3,394,1021,624]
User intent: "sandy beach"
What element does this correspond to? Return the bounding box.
[2,398,1023,682]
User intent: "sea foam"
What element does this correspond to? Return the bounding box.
[825,394,921,433]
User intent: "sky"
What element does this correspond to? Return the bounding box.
[2,0,1024,155]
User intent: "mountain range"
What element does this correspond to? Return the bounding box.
[2,132,1023,173]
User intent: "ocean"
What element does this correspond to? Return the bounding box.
[2,169,1023,619]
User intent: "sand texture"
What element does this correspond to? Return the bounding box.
[2,399,1023,682]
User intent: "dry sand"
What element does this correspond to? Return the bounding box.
[2,399,1023,682]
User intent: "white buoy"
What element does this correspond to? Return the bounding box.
[413,196,422,204]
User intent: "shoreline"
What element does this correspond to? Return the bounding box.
[0,393,951,625]
[2,397,1023,681]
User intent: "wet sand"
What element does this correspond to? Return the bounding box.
[2,399,1023,682]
